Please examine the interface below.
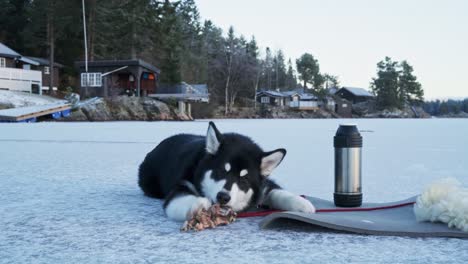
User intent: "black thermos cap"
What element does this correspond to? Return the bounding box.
[334,124,363,148]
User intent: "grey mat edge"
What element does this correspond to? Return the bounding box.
[259,197,468,238]
[260,212,468,238]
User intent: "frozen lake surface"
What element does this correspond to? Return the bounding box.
[1,119,467,263]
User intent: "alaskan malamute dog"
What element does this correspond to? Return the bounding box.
[138,122,315,221]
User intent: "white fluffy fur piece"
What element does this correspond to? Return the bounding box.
[414,178,468,232]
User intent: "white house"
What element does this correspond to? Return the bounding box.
[256,90,319,110]
[288,93,319,110]
[0,43,43,94]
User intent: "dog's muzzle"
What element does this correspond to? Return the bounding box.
[216,192,231,205]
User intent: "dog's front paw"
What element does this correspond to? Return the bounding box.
[188,197,212,217]
[288,196,316,213]
[269,190,316,213]
[279,195,316,213]
[165,196,212,221]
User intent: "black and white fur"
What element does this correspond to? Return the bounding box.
[138,122,315,221]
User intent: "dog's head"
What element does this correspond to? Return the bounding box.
[199,122,286,212]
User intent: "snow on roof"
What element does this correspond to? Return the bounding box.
[257,90,319,100]
[298,93,317,100]
[0,42,21,58]
[25,56,64,67]
[282,91,299,96]
[190,84,208,94]
[18,56,40,66]
[341,87,374,97]
[257,90,287,97]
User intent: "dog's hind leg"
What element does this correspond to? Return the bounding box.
[163,181,212,221]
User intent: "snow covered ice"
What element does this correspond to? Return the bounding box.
[1,119,467,263]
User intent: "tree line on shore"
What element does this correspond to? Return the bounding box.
[1,0,425,113]
[423,99,468,116]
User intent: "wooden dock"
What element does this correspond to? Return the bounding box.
[0,103,71,122]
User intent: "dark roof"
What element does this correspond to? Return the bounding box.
[25,56,64,67]
[75,59,160,74]
[339,87,374,97]
[0,42,21,58]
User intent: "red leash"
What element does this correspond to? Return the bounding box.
[237,201,415,218]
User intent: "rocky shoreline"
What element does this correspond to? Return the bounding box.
[2,90,464,121]
[191,102,430,120]
[61,98,432,121]
[61,96,191,121]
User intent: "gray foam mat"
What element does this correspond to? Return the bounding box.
[259,196,468,238]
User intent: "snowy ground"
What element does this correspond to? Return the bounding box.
[0,119,467,263]
[0,90,63,108]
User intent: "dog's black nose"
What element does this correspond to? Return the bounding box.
[216,192,231,205]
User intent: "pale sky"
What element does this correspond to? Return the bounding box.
[195,0,468,99]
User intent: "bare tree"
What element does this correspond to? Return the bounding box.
[253,62,262,110]
[223,26,237,115]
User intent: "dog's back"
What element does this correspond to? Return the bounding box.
[138,134,206,198]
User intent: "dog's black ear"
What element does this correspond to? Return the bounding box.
[206,121,222,154]
[260,148,286,176]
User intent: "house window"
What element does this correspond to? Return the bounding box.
[261,97,270,104]
[44,66,50,74]
[96,73,102,86]
[0,57,5,68]
[81,72,102,87]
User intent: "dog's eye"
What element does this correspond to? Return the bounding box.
[240,169,248,177]
[224,163,231,172]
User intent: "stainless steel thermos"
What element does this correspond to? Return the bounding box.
[334,124,363,207]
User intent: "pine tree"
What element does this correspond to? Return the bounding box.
[246,36,261,108]
[272,50,287,90]
[21,0,82,92]
[372,57,424,110]
[6,0,338,109]
[0,0,30,51]
[200,20,224,100]
[371,57,402,109]
[399,60,424,104]
[285,58,297,90]
[155,0,183,84]
[177,0,203,83]
[296,53,320,90]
